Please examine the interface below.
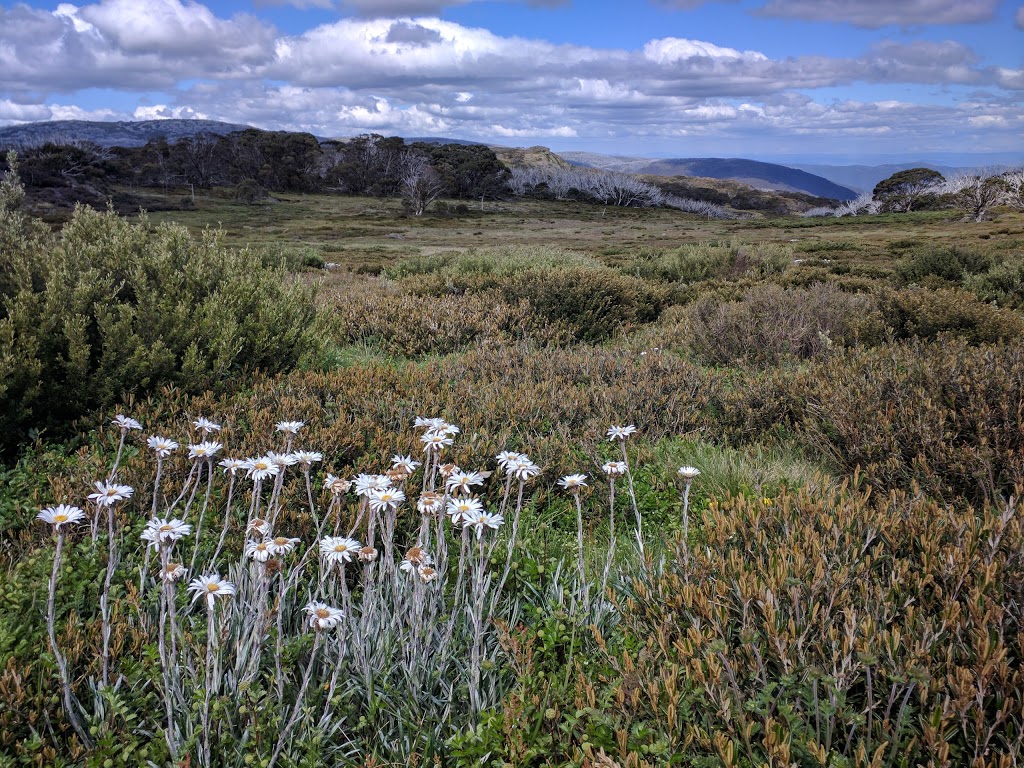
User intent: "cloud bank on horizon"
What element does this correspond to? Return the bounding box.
[0,0,1021,161]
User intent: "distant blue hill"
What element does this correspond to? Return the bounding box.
[559,151,857,201]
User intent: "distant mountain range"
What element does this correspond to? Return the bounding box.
[787,163,973,195]
[2,119,927,201]
[0,119,254,148]
[559,151,858,201]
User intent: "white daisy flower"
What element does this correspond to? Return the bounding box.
[244,456,280,482]
[219,458,246,475]
[353,473,390,497]
[358,545,379,563]
[558,474,589,491]
[112,414,142,432]
[368,487,406,513]
[245,539,273,563]
[420,432,453,453]
[188,441,222,460]
[418,565,439,583]
[606,425,638,441]
[446,496,483,526]
[602,461,628,478]
[320,536,362,566]
[495,450,523,471]
[391,454,421,474]
[446,470,485,496]
[147,436,179,457]
[417,492,443,515]
[275,420,305,436]
[188,574,236,610]
[141,517,193,548]
[266,451,298,468]
[414,416,446,431]
[192,417,221,435]
[509,458,541,481]
[37,504,86,530]
[292,450,322,466]
[465,509,504,539]
[267,536,300,556]
[678,466,701,482]
[304,601,344,631]
[88,481,134,507]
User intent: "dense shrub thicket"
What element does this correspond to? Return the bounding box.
[0,169,319,453]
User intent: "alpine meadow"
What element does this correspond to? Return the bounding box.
[1,1,1024,767]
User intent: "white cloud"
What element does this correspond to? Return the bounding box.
[643,38,768,64]
[491,124,577,137]
[0,2,1020,156]
[1017,6,1024,29]
[133,104,209,120]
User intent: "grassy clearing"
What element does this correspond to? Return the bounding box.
[3,183,1024,766]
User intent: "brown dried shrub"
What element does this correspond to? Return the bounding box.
[682,282,884,367]
[604,482,1024,766]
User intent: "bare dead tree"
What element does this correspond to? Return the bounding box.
[400,153,444,216]
[941,172,1006,222]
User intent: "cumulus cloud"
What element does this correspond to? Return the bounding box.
[133,104,209,120]
[755,0,1000,27]
[0,1,277,94]
[0,1,1019,155]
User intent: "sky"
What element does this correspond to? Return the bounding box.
[0,0,1022,164]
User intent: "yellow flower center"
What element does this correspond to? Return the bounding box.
[316,608,329,618]
[334,545,347,552]
[207,583,220,592]
[54,514,68,523]
[160,525,173,531]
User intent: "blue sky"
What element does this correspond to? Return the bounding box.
[0,0,1021,163]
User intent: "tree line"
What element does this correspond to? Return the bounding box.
[803,166,1024,221]
[0,131,510,215]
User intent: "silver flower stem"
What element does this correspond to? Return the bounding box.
[47,529,93,748]
[574,493,588,608]
[210,474,237,570]
[158,546,177,760]
[495,480,525,600]
[100,501,118,687]
[682,482,692,550]
[189,461,214,575]
[621,442,643,556]
[200,606,215,768]
[269,631,323,768]
[274,569,287,705]
[602,478,616,599]
[107,431,127,483]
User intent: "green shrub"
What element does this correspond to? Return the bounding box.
[0,204,319,451]
[622,241,792,283]
[383,245,600,279]
[965,256,1024,308]
[895,244,993,284]
[877,286,1024,343]
[405,266,672,343]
